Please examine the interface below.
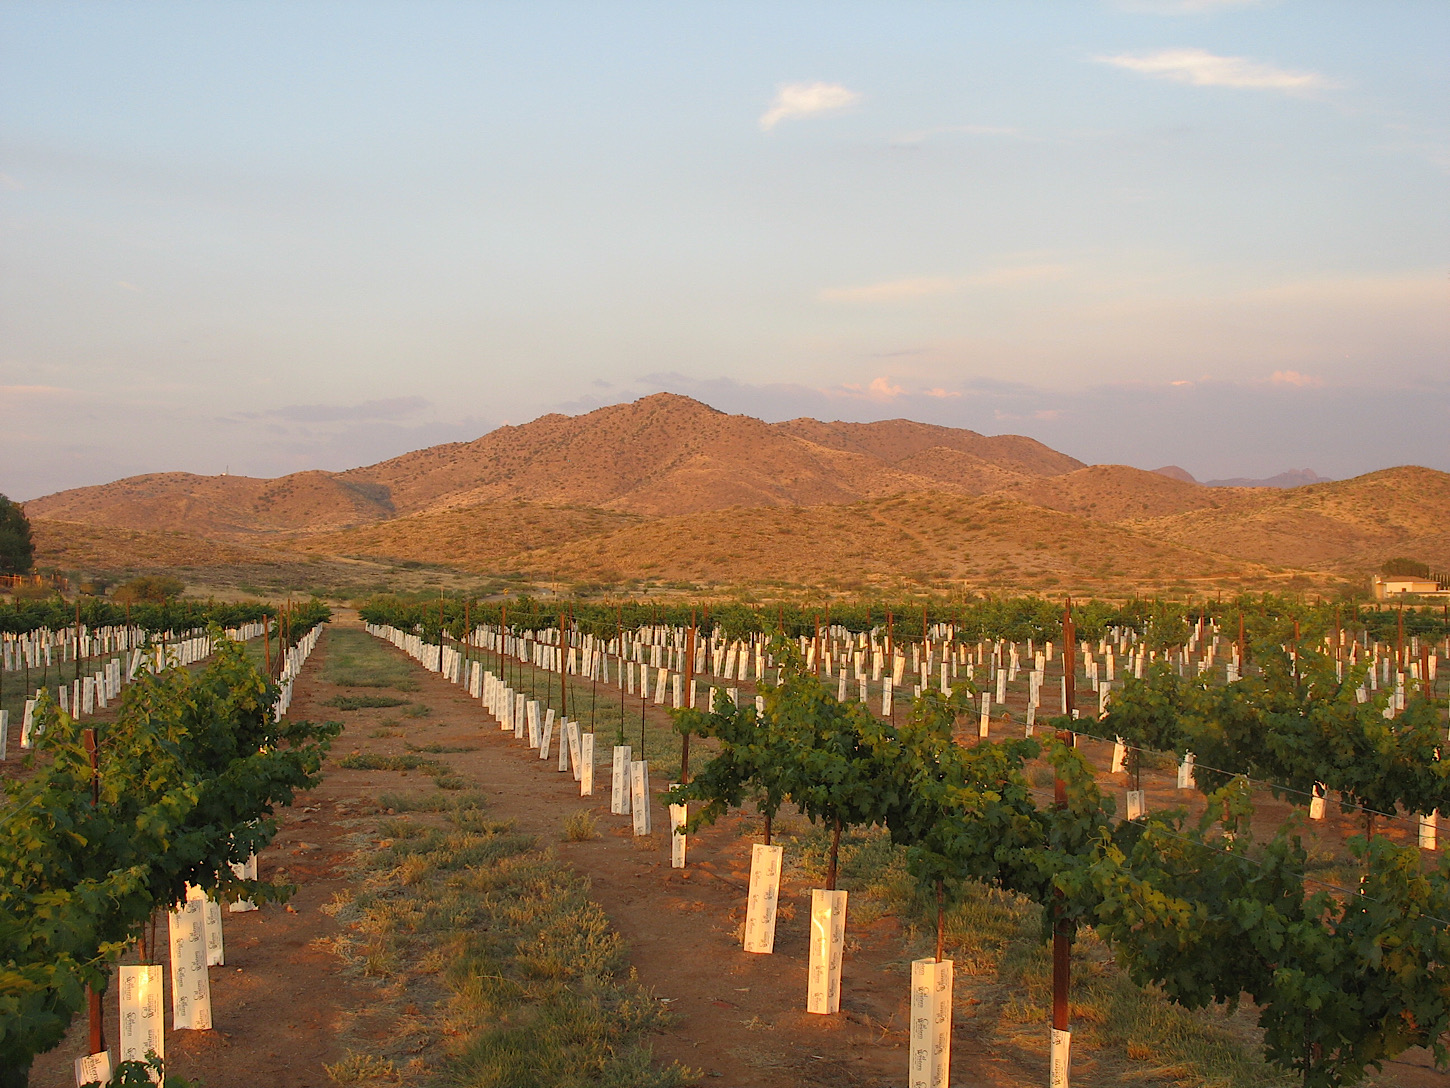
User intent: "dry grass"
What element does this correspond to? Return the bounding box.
[324,804,692,1088]
[561,809,600,842]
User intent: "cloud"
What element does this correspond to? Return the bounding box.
[1097,48,1334,93]
[820,264,1067,303]
[968,263,1069,287]
[818,277,957,303]
[244,396,430,423]
[759,82,861,131]
[867,376,903,400]
[0,172,22,191]
[0,384,76,399]
[1269,370,1321,387]
[924,388,962,399]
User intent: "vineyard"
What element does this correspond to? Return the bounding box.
[0,602,333,1088]
[346,592,1450,1088]
[4,591,1449,1087]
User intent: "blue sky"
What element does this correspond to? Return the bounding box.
[2,1,1446,500]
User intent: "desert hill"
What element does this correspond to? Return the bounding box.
[1129,466,1450,573]
[986,465,1242,523]
[26,393,1086,530]
[31,519,286,570]
[22,394,1449,595]
[468,491,1261,592]
[771,416,1083,477]
[283,501,644,569]
[23,470,394,537]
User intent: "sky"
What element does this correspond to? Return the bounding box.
[2,0,1446,501]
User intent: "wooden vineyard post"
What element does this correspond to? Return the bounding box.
[1052,599,1076,1088]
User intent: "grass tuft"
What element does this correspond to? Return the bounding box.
[325,1051,400,1084]
[561,809,599,842]
[339,753,449,775]
[326,694,412,711]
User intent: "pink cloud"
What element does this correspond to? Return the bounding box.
[1270,370,1322,387]
[868,376,903,400]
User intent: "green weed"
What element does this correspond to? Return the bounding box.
[327,694,411,711]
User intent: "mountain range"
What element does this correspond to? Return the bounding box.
[24,393,1449,596]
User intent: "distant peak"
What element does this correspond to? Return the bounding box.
[633,391,718,412]
[1205,469,1332,489]
[1151,465,1199,485]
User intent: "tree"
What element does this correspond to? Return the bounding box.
[113,575,185,604]
[0,494,34,575]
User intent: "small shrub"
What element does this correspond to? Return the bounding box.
[562,809,599,842]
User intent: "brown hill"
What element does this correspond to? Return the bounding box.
[494,491,1268,593]
[25,470,393,536]
[1152,466,1199,485]
[771,417,1083,477]
[988,465,1242,522]
[340,393,1071,517]
[1129,466,1450,572]
[31,519,276,570]
[25,394,1080,531]
[281,501,643,568]
[22,395,1448,596]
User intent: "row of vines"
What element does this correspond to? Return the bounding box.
[0,614,338,1088]
[358,590,1450,1087]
